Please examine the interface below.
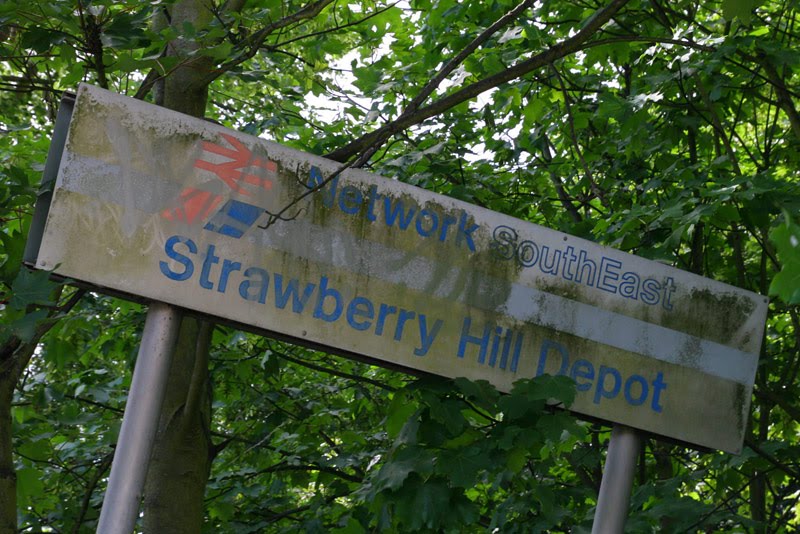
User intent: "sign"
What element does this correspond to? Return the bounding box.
[26,84,768,453]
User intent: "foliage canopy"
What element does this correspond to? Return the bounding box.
[1,0,800,532]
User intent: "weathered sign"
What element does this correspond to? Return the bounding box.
[26,84,768,453]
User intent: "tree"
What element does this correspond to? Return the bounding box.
[2,0,800,532]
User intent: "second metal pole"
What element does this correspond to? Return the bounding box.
[96,302,182,534]
[591,425,640,534]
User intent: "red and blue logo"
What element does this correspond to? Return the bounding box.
[161,133,275,239]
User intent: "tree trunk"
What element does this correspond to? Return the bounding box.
[0,348,23,534]
[1,316,66,532]
[141,0,215,531]
[142,320,213,533]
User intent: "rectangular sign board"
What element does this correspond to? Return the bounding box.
[26,84,768,453]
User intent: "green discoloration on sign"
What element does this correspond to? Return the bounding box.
[29,84,768,454]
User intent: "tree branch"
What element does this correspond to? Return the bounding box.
[76,0,108,89]
[269,343,397,392]
[70,452,113,534]
[744,437,800,480]
[755,386,800,425]
[539,133,582,223]
[253,462,363,484]
[401,0,535,118]
[757,55,800,142]
[204,0,335,86]
[325,0,630,163]
[550,64,607,208]
[261,491,349,524]
[272,2,398,48]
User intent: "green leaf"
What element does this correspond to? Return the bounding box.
[16,467,45,508]
[209,500,235,521]
[499,390,544,421]
[0,229,26,283]
[393,407,421,446]
[200,42,234,60]
[769,212,800,304]
[386,392,417,438]
[410,479,450,529]
[454,378,499,412]
[427,398,466,435]
[20,27,68,53]
[9,268,57,310]
[373,446,433,491]
[506,446,527,473]
[513,374,577,406]
[17,438,50,461]
[331,517,366,534]
[435,447,486,487]
[721,0,764,25]
[10,309,49,343]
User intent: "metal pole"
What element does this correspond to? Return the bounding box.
[96,303,182,534]
[591,425,640,534]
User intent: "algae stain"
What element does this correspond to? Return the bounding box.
[733,382,748,437]
[664,288,757,345]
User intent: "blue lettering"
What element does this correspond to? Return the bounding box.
[497,330,513,369]
[537,340,666,411]
[199,244,220,290]
[274,274,315,313]
[308,166,337,208]
[366,185,381,222]
[594,366,621,405]
[562,246,577,280]
[619,272,641,300]
[346,297,374,330]
[160,235,196,281]
[651,373,667,412]
[414,314,443,356]
[457,317,491,363]
[218,259,242,293]
[537,338,570,376]
[415,209,438,237]
[570,359,594,392]
[662,278,676,310]
[510,331,523,372]
[456,211,478,252]
[394,309,416,341]
[640,278,662,305]
[158,237,456,368]
[490,225,517,260]
[375,304,397,336]
[338,185,363,215]
[624,374,649,406]
[383,197,416,229]
[239,267,269,303]
[539,245,562,275]
[598,257,621,293]
[488,225,679,312]
[438,213,457,243]
[574,250,597,286]
[313,276,343,322]
[517,240,539,267]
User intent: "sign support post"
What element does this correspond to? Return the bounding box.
[591,425,640,534]
[96,302,182,534]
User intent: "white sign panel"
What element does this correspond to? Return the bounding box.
[29,84,768,453]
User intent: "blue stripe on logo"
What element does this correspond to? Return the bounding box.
[203,199,262,238]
